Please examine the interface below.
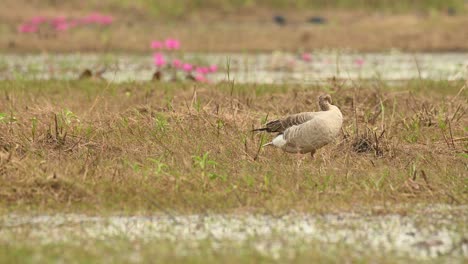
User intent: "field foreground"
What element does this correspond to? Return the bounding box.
[0,79,467,262]
[0,79,466,213]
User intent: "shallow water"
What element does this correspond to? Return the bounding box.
[1,205,467,261]
[0,52,467,84]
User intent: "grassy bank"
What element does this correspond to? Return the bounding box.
[0,79,466,214]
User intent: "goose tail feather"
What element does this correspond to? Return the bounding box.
[252,127,268,132]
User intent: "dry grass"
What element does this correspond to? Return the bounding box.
[1,0,468,52]
[0,79,466,214]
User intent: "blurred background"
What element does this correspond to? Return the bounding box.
[2,0,467,53]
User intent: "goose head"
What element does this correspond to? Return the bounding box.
[318,94,332,111]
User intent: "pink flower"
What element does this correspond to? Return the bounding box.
[18,24,37,33]
[83,13,101,24]
[194,74,208,82]
[153,53,166,67]
[54,22,69,31]
[151,41,163,49]
[196,67,209,74]
[302,53,312,62]
[29,16,47,25]
[51,16,67,26]
[165,38,180,50]
[172,59,182,68]
[355,58,365,67]
[97,15,113,25]
[182,63,193,72]
[208,65,218,73]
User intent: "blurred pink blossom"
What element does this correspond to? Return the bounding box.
[29,16,47,25]
[82,13,113,25]
[54,23,69,31]
[194,74,208,82]
[153,53,166,67]
[81,14,95,24]
[165,38,180,50]
[97,15,113,25]
[18,24,37,33]
[182,63,193,72]
[208,65,218,73]
[355,58,365,67]
[196,67,209,74]
[51,16,67,26]
[151,41,163,49]
[18,13,113,34]
[302,53,312,62]
[172,59,182,68]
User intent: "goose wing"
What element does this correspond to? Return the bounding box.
[253,112,320,133]
[282,108,342,152]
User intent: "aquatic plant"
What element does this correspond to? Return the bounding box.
[150,41,163,49]
[148,40,219,82]
[17,13,114,34]
[355,58,365,67]
[302,53,312,62]
[153,53,166,67]
[164,38,180,50]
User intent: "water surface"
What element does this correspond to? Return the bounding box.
[0,52,466,84]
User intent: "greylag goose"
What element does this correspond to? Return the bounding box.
[254,94,343,157]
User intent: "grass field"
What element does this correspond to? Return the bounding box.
[0,79,466,214]
[1,78,467,263]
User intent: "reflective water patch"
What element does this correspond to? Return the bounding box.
[1,205,466,261]
[0,52,466,83]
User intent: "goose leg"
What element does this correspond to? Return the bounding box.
[296,151,303,167]
[294,151,305,192]
[295,147,305,168]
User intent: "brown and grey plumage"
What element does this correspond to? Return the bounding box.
[252,112,321,133]
[253,94,332,133]
[254,94,343,157]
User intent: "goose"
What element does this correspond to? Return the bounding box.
[254,94,343,157]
